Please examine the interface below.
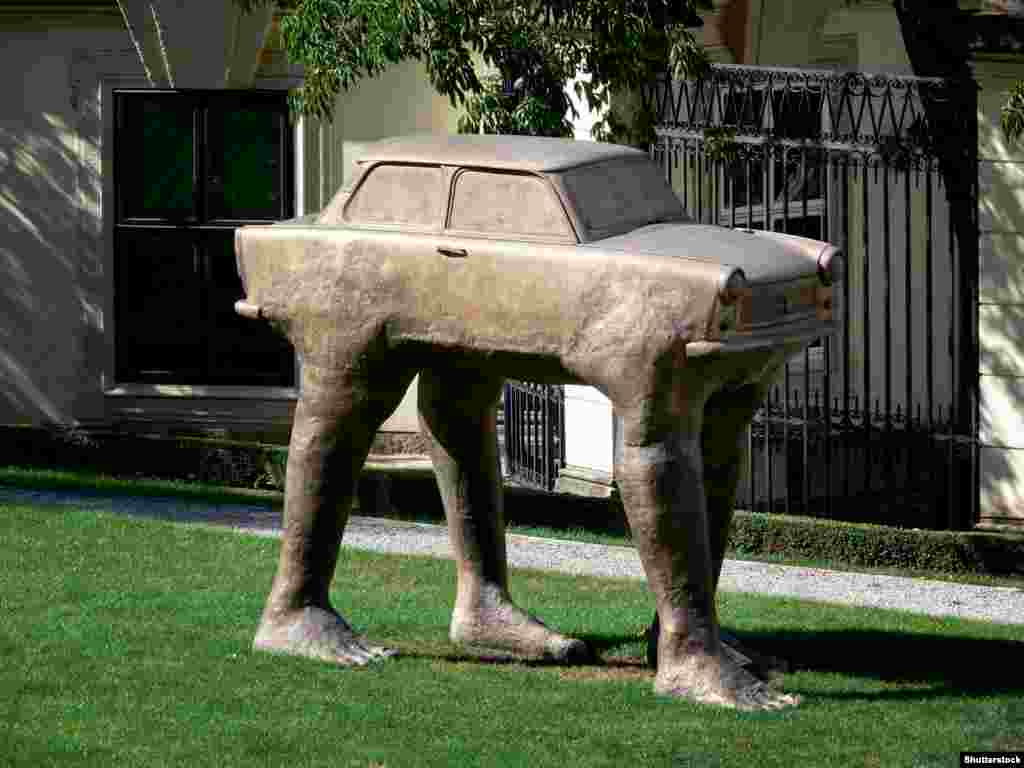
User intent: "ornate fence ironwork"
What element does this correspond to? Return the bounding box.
[642,64,968,152]
[644,64,979,530]
[502,381,565,492]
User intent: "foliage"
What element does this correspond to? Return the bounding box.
[457,75,575,137]
[232,0,712,145]
[0,425,284,491]
[1001,80,1024,145]
[728,510,1024,578]
[701,125,739,163]
[609,480,1024,579]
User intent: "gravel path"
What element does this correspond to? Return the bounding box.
[5,487,1023,626]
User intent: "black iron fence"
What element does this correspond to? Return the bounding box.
[502,380,565,492]
[645,64,979,530]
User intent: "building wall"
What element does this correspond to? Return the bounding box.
[0,23,126,429]
[1,15,460,441]
[975,57,1024,527]
[296,58,462,214]
[746,0,913,73]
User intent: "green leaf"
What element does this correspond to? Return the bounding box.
[258,0,707,139]
[1001,80,1024,144]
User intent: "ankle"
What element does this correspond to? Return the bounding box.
[455,580,506,612]
[658,624,717,660]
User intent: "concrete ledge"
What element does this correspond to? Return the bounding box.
[364,454,434,475]
[554,463,615,498]
[979,444,1024,528]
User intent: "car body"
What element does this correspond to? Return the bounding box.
[234,133,840,384]
[237,134,843,708]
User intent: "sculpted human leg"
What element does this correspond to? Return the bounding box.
[614,386,798,710]
[253,362,415,665]
[702,385,763,592]
[418,366,588,661]
[647,383,788,678]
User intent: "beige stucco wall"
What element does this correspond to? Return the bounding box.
[297,58,461,215]
[117,0,273,89]
[0,24,125,428]
[751,0,841,68]
[337,59,462,185]
[1,16,461,440]
[975,57,1024,526]
[749,0,912,72]
[0,19,303,438]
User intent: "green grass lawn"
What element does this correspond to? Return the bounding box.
[2,501,1023,767]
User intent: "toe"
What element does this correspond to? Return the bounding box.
[551,637,592,665]
[740,682,800,711]
[362,642,399,662]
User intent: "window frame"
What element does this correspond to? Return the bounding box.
[443,167,578,244]
[111,88,297,387]
[341,161,446,233]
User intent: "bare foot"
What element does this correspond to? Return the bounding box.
[253,605,397,666]
[652,629,800,711]
[647,614,789,679]
[450,585,590,663]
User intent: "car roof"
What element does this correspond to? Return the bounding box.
[356,133,648,172]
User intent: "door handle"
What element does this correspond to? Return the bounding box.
[437,246,468,258]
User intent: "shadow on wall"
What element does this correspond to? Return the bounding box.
[978,312,1024,525]
[977,112,1024,524]
[0,99,102,426]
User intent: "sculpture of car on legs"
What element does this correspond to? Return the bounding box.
[234,133,842,711]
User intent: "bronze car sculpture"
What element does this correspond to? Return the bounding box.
[234,134,841,711]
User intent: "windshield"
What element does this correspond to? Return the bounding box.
[558,155,687,240]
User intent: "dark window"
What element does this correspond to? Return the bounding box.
[560,156,684,239]
[114,90,295,385]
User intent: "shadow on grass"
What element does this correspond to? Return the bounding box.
[387,633,649,679]
[426,628,1024,700]
[411,648,645,670]
[734,628,1023,690]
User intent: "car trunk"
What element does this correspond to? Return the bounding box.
[584,223,833,285]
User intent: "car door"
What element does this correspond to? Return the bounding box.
[432,167,582,355]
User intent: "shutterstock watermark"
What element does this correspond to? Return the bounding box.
[961,753,1024,766]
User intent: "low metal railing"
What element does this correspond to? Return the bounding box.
[502,381,565,492]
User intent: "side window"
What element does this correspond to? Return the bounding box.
[344,163,443,227]
[448,170,573,239]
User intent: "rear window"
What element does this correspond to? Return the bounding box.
[559,156,686,239]
[344,163,443,228]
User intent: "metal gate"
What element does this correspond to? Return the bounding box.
[644,64,979,530]
[502,381,565,492]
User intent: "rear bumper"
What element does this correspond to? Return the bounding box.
[686,316,835,357]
